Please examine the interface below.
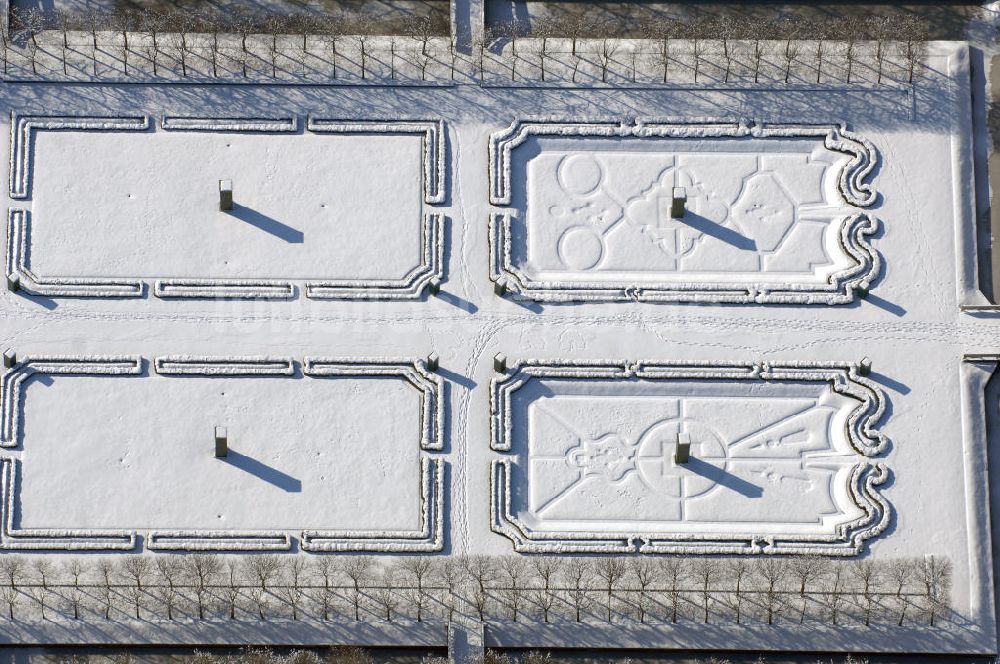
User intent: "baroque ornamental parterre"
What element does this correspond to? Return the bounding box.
[488,118,881,304]
[490,359,890,555]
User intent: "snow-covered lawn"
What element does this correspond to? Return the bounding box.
[0,38,995,654]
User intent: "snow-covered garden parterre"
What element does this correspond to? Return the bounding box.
[0,2,996,656]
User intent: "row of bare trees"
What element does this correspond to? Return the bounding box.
[10,7,446,42]
[4,6,445,80]
[0,554,952,627]
[52,646,381,664]
[52,650,870,664]
[484,14,929,84]
[0,7,929,84]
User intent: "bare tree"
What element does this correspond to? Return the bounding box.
[435,557,465,623]
[748,27,768,83]
[563,14,595,58]
[110,9,137,77]
[155,557,185,620]
[531,17,557,82]
[281,558,307,620]
[834,17,861,83]
[780,22,803,83]
[311,558,337,621]
[448,35,459,81]
[371,567,399,621]
[0,584,18,619]
[597,38,619,84]
[122,556,153,590]
[464,555,496,621]
[29,559,54,620]
[184,555,222,620]
[658,558,686,623]
[419,45,432,81]
[0,28,10,76]
[898,16,928,84]
[288,12,311,53]
[753,558,784,625]
[824,559,848,625]
[886,558,915,626]
[84,8,102,76]
[559,15,583,58]
[532,579,558,623]
[388,37,397,79]
[725,559,750,624]
[691,558,719,624]
[248,586,270,621]
[788,557,825,623]
[593,557,625,622]
[231,11,254,77]
[397,558,434,622]
[140,10,165,77]
[62,560,86,620]
[173,10,196,78]
[31,559,53,589]
[627,558,657,623]
[355,33,370,80]
[645,17,675,84]
[223,558,242,620]
[498,556,527,621]
[713,15,739,83]
[493,20,525,81]
[469,579,489,621]
[531,557,563,623]
[263,13,285,78]
[850,559,882,627]
[119,557,151,620]
[921,555,952,626]
[54,9,73,76]
[0,557,23,589]
[13,7,45,76]
[26,584,47,620]
[207,12,221,77]
[245,555,279,621]
[627,41,639,83]
[407,15,435,80]
[97,559,115,620]
[872,16,892,84]
[343,557,372,621]
[561,558,590,623]
[321,15,341,79]
[247,554,281,591]
[844,38,858,83]
[814,38,828,84]
[464,555,496,596]
[471,34,486,82]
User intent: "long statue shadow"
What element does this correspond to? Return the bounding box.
[227,205,304,243]
[685,457,763,498]
[680,212,758,251]
[222,450,302,493]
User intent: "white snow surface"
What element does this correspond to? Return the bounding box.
[0,41,995,653]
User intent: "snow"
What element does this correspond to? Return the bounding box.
[0,38,995,653]
[491,361,888,554]
[489,121,878,303]
[2,355,443,552]
[12,116,444,299]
